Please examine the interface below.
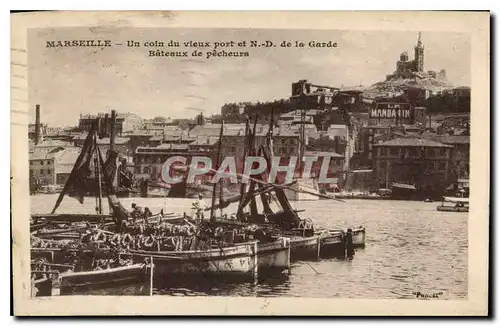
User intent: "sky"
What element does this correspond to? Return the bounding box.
[26,28,470,127]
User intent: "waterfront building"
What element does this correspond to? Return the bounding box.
[78,112,143,135]
[429,135,470,179]
[29,147,81,187]
[372,137,453,194]
[29,152,56,186]
[133,144,215,183]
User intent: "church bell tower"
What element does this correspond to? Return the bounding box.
[414,32,424,72]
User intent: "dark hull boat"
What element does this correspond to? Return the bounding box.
[288,236,320,261]
[31,262,151,296]
[59,263,150,295]
[437,205,469,212]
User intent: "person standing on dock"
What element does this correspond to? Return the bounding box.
[131,203,144,221]
[192,193,207,221]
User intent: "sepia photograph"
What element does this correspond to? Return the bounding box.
[11,11,490,316]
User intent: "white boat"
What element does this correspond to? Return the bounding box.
[129,242,259,281]
[256,237,291,274]
[437,196,469,212]
[284,178,320,201]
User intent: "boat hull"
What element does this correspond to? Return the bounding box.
[318,231,344,256]
[289,236,320,261]
[59,263,149,295]
[257,237,291,274]
[437,205,469,212]
[129,242,259,282]
[352,228,366,247]
[317,227,366,256]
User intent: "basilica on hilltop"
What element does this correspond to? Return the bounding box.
[385,32,447,81]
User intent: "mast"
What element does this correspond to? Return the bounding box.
[210,121,224,222]
[95,144,103,214]
[299,93,307,178]
[110,110,116,152]
[236,118,251,218]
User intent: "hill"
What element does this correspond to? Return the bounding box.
[363,76,456,100]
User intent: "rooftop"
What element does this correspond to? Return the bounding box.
[304,150,344,158]
[431,135,470,145]
[189,137,220,146]
[32,140,72,148]
[96,137,130,145]
[373,137,452,148]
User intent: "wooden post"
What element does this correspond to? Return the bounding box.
[149,255,154,296]
[316,237,321,259]
[253,242,258,285]
[285,237,291,275]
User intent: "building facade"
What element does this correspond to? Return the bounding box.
[78,112,143,135]
[372,137,452,193]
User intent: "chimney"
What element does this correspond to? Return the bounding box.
[35,104,41,145]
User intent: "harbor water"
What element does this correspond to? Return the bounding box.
[30,194,468,299]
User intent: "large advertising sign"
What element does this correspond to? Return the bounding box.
[369,103,412,120]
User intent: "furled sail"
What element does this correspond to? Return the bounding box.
[50,126,97,214]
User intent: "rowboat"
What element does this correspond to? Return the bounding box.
[59,263,150,295]
[351,227,366,247]
[437,197,469,212]
[31,262,151,296]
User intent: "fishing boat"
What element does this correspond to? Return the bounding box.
[288,236,320,261]
[31,260,151,296]
[256,237,291,274]
[30,117,155,294]
[437,197,469,212]
[58,262,150,295]
[128,241,259,282]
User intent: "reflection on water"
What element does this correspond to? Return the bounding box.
[31,195,468,299]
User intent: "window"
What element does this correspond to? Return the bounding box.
[439,148,446,156]
[439,162,446,170]
[40,161,44,165]
[47,169,51,175]
[40,170,44,175]
[29,161,33,166]
[380,148,387,156]
[47,161,52,165]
